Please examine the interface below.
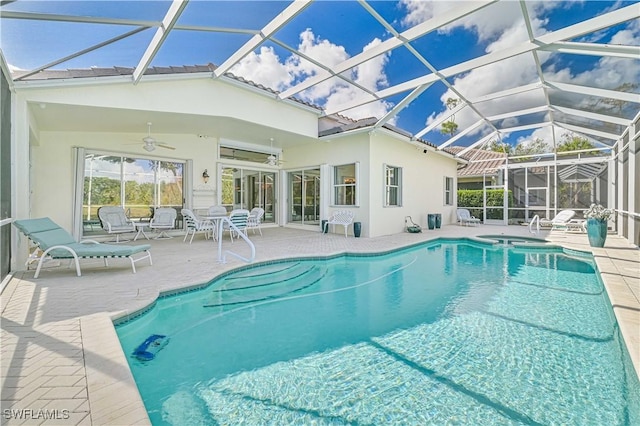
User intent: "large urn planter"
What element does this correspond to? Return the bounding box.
[586,218,607,248]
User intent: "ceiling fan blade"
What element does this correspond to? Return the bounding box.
[157,143,176,150]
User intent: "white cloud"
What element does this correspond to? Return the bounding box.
[229,29,393,121]
[322,38,393,121]
[7,63,24,72]
[420,1,638,146]
[229,46,293,92]
[400,0,549,43]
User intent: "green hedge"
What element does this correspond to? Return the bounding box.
[457,189,514,220]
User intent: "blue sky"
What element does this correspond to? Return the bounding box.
[2,1,638,149]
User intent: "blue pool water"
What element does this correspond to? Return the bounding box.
[116,239,639,425]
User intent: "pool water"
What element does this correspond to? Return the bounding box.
[116,240,639,425]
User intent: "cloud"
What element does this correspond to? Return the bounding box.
[229,46,293,92]
[400,0,548,43]
[229,29,393,121]
[419,1,638,146]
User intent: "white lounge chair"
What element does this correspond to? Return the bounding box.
[181,208,215,243]
[247,207,265,235]
[457,209,481,226]
[149,207,177,239]
[98,206,136,242]
[324,210,355,237]
[540,209,576,230]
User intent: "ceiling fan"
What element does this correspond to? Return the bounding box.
[139,122,175,152]
[264,138,283,166]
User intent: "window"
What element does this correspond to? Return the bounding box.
[444,176,454,205]
[333,163,357,206]
[82,153,185,234]
[384,165,402,206]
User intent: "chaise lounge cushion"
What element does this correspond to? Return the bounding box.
[14,217,152,277]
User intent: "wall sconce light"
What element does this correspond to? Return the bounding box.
[202,169,210,184]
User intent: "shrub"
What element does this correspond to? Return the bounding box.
[457,189,514,220]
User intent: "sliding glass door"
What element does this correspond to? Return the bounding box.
[220,166,276,223]
[83,153,184,235]
[288,168,320,225]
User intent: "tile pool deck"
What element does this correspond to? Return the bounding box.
[1,225,638,425]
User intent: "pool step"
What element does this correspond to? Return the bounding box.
[214,262,308,290]
[204,264,326,307]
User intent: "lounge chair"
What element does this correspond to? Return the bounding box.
[149,207,177,239]
[323,210,354,237]
[247,207,265,235]
[97,206,136,242]
[539,209,576,230]
[456,209,481,226]
[13,217,152,278]
[181,208,215,243]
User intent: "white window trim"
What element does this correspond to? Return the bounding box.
[331,162,359,207]
[383,163,402,207]
[444,176,454,206]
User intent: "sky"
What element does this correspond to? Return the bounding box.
[1,0,639,150]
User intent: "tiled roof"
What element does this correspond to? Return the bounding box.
[447,147,507,177]
[319,115,437,148]
[11,64,322,111]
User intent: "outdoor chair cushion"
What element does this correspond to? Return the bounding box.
[13,217,152,278]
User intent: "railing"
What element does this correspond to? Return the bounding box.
[216,217,255,264]
[529,214,540,235]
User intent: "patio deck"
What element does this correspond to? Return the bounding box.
[2,225,638,425]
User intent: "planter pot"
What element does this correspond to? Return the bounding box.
[353,222,362,238]
[435,214,442,229]
[586,218,607,248]
[321,220,328,234]
[427,214,436,230]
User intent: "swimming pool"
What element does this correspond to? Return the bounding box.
[116,239,639,425]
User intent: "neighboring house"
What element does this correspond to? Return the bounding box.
[6,63,461,267]
[447,147,507,190]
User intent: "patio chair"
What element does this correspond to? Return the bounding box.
[456,209,481,226]
[223,209,250,242]
[97,206,136,242]
[149,207,177,239]
[181,208,215,244]
[539,209,576,230]
[208,205,228,217]
[247,207,265,235]
[323,210,354,237]
[13,217,152,278]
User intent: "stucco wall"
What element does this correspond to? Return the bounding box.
[285,131,458,238]
[30,130,213,231]
[18,76,318,138]
[284,133,370,235]
[368,132,459,237]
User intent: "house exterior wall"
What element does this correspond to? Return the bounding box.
[368,132,459,236]
[11,74,460,271]
[285,131,458,237]
[29,130,211,231]
[16,76,318,138]
[283,133,370,235]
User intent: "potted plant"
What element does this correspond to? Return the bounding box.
[584,204,613,248]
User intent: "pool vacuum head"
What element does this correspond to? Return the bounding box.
[405,216,422,233]
[133,334,169,361]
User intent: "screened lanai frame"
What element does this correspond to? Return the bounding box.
[0,0,639,252]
